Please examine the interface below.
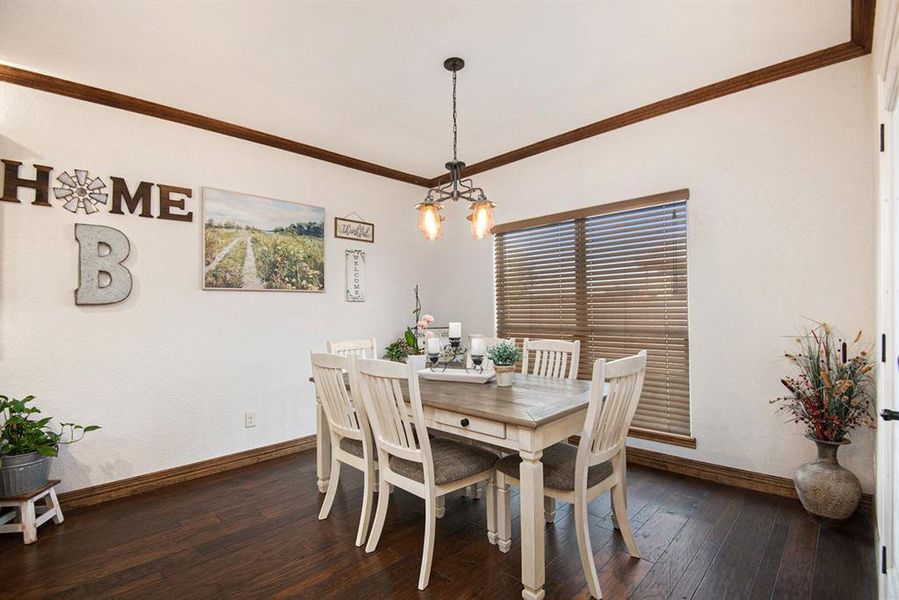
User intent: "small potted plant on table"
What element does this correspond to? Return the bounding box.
[0,395,99,496]
[771,323,873,525]
[487,341,521,387]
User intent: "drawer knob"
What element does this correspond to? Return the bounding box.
[460,418,470,427]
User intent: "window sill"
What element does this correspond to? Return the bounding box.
[627,427,696,449]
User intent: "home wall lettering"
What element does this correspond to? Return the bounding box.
[1,159,193,222]
[74,224,133,305]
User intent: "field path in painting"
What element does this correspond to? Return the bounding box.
[241,235,264,290]
[205,235,244,274]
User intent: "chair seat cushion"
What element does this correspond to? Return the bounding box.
[339,438,365,458]
[389,437,497,486]
[496,443,612,491]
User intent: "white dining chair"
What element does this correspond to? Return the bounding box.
[520,338,583,521]
[495,351,647,599]
[521,338,580,380]
[352,357,498,590]
[327,338,378,359]
[465,335,515,369]
[311,352,377,547]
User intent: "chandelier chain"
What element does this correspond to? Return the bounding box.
[452,69,458,162]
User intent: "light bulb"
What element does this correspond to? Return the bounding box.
[416,202,443,241]
[468,201,495,240]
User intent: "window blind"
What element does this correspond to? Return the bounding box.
[494,191,690,437]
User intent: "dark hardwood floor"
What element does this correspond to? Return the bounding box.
[0,450,875,599]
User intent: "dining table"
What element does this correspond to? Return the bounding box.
[315,371,595,600]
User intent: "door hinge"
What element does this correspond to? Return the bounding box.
[881,123,886,152]
[883,545,888,574]
[883,333,887,363]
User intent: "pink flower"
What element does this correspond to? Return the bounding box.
[422,314,435,324]
[416,320,428,329]
[425,330,435,338]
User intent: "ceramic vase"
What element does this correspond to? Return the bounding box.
[794,436,861,525]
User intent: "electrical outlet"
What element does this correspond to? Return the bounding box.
[245,412,256,428]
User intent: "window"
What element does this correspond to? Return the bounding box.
[494,190,691,442]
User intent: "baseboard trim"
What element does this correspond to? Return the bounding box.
[60,434,873,516]
[59,435,316,509]
[624,445,874,514]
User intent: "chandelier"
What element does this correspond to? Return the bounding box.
[415,57,495,241]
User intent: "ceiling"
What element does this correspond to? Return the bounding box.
[0,1,850,178]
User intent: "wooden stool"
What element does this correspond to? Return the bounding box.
[0,480,64,544]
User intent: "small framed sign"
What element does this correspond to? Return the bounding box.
[334,217,374,243]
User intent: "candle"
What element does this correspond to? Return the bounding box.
[471,337,485,356]
[448,322,462,338]
[426,336,441,354]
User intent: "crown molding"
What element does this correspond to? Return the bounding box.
[0,64,430,188]
[428,0,876,186]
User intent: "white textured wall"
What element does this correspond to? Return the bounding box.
[0,84,430,492]
[427,57,879,491]
[0,55,879,495]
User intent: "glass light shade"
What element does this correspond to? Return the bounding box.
[416,202,443,241]
[468,201,495,240]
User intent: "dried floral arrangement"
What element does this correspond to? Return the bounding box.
[772,322,874,442]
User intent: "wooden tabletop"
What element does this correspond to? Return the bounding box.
[417,374,593,428]
[312,372,595,429]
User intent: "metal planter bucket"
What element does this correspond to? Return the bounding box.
[0,452,51,496]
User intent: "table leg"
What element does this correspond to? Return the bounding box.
[544,496,556,523]
[519,448,546,600]
[316,401,331,494]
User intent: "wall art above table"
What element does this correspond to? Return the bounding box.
[202,188,325,292]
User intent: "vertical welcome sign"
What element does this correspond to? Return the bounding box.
[345,250,365,302]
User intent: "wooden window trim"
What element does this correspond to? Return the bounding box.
[627,427,697,449]
[492,188,690,235]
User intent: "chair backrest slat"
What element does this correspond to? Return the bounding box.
[328,338,378,359]
[311,352,368,444]
[579,351,647,466]
[353,357,435,472]
[521,338,580,380]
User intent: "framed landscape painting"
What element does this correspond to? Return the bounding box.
[202,188,325,292]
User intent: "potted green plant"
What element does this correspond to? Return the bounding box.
[771,323,874,525]
[0,395,99,496]
[487,342,521,387]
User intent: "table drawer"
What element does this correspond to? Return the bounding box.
[431,408,505,439]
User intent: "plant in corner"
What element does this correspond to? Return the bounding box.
[487,341,521,387]
[771,322,874,525]
[0,394,99,496]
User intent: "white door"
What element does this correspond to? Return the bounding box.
[882,108,899,597]
[878,27,899,594]
[876,6,899,595]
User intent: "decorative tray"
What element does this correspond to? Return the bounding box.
[417,368,496,384]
